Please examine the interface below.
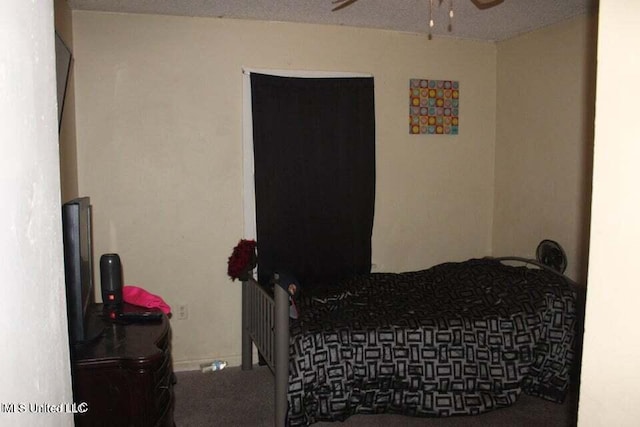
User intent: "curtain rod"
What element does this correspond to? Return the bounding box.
[242,67,372,78]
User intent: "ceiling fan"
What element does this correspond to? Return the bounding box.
[331,0,505,12]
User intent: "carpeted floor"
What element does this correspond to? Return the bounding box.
[173,365,579,426]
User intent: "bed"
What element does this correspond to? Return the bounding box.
[241,255,578,426]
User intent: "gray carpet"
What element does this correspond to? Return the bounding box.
[174,365,579,426]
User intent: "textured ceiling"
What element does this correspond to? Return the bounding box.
[67,0,598,42]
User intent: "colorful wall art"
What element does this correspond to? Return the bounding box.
[409,79,459,135]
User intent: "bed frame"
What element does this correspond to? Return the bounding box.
[240,258,577,427]
[241,274,289,426]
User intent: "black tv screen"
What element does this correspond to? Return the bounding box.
[62,197,98,345]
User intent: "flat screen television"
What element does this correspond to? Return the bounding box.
[62,196,102,346]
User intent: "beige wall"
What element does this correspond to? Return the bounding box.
[72,11,497,368]
[493,14,598,284]
[55,0,79,202]
[578,1,640,425]
[1,1,73,424]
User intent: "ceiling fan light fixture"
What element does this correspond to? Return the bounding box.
[471,0,505,10]
[427,0,453,37]
[332,0,505,38]
[331,0,359,12]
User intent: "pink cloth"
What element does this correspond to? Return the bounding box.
[123,285,172,314]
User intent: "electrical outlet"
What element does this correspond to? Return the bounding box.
[177,304,188,320]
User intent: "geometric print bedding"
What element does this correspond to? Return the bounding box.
[287,259,577,425]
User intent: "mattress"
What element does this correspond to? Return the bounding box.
[287,258,577,425]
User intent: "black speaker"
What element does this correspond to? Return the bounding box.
[100,253,123,308]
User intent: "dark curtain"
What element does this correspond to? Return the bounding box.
[251,73,375,288]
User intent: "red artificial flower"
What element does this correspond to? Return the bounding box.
[227,239,257,281]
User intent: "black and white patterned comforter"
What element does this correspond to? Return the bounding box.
[287,259,577,425]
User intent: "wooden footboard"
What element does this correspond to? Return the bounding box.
[242,277,289,426]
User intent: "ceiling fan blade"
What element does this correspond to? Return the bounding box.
[332,0,360,12]
[470,0,505,9]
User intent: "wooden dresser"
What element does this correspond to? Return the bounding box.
[72,304,174,427]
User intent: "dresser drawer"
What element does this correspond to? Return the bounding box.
[73,305,175,427]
